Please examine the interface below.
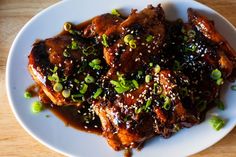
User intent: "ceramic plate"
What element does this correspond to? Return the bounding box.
[6,0,236,157]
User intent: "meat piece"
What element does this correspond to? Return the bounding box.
[93,70,200,150]
[90,4,166,74]
[188,8,236,78]
[93,82,155,150]
[28,27,106,106]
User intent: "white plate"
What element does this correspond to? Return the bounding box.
[6,0,236,157]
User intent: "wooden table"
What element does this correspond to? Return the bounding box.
[0,0,235,156]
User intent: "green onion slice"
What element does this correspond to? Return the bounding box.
[129,39,137,49]
[216,78,224,85]
[32,101,43,113]
[145,75,152,83]
[48,73,60,82]
[154,64,161,74]
[211,69,222,80]
[93,88,103,99]
[62,89,71,98]
[91,58,101,64]
[209,116,225,131]
[145,99,152,111]
[74,79,80,84]
[63,49,70,57]
[124,34,134,44]
[135,107,143,114]
[163,96,171,110]
[24,91,32,99]
[71,94,84,102]
[50,66,58,73]
[111,9,121,16]
[80,83,88,94]
[132,80,139,89]
[53,82,63,92]
[101,34,109,47]
[146,35,154,42]
[85,74,95,84]
[89,59,102,70]
[71,40,80,50]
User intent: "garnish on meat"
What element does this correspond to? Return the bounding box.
[27,4,236,152]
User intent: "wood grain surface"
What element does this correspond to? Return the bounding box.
[0,0,235,157]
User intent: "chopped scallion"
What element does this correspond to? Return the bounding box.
[111,9,121,16]
[209,116,225,131]
[132,80,139,89]
[135,107,143,114]
[62,89,71,98]
[154,64,161,74]
[53,82,63,92]
[91,58,101,65]
[48,73,59,82]
[101,34,109,47]
[145,75,152,83]
[163,96,171,110]
[24,91,32,99]
[145,99,152,111]
[74,79,80,84]
[63,49,70,57]
[110,73,138,94]
[93,88,103,99]
[216,78,224,85]
[71,40,80,50]
[50,66,58,73]
[149,62,153,67]
[71,94,84,102]
[85,74,95,84]
[146,35,154,42]
[80,83,88,94]
[124,34,134,44]
[129,39,137,49]
[31,101,43,113]
[211,69,222,80]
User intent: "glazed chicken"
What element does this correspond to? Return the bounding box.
[28,24,107,106]
[28,4,236,152]
[87,4,166,74]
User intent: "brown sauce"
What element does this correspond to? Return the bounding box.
[124,149,132,157]
[46,103,102,135]
[35,86,102,135]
